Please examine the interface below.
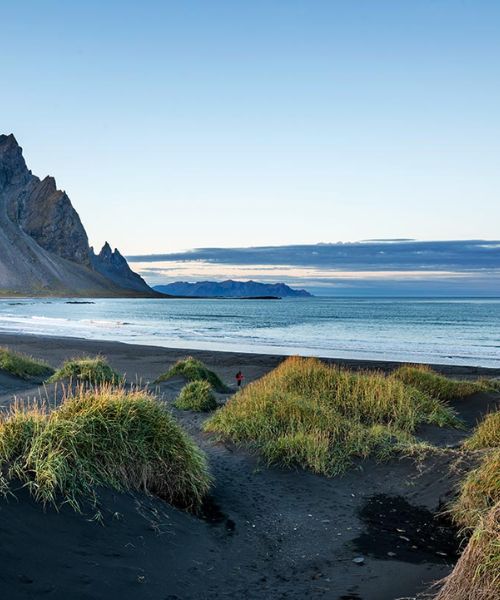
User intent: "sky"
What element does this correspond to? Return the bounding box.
[1,1,500,292]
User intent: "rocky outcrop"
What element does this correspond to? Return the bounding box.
[0,134,156,297]
[91,242,152,293]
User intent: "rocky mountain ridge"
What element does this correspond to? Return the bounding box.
[0,134,156,297]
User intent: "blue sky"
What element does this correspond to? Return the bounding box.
[1,1,500,292]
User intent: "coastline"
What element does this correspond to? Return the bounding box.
[1,331,499,379]
[1,331,499,599]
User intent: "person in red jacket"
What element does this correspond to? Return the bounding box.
[235,370,244,387]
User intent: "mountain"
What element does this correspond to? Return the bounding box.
[0,134,156,297]
[153,280,312,298]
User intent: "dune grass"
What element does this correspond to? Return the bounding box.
[450,449,500,531]
[175,381,218,412]
[464,411,500,450]
[435,409,500,600]
[47,356,122,386]
[0,347,54,380]
[450,411,500,531]
[0,386,210,511]
[392,364,482,401]
[204,356,460,476]
[436,501,500,600]
[155,356,229,392]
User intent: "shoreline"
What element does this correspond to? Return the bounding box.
[1,331,499,378]
[1,330,499,599]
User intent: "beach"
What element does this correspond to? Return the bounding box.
[0,332,499,600]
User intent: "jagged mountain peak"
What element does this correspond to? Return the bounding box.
[0,134,156,297]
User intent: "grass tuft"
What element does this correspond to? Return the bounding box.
[204,356,460,476]
[174,381,218,412]
[435,501,500,600]
[392,364,481,401]
[464,411,500,450]
[155,356,229,392]
[0,347,54,380]
[0,386,210,511]
[450,448,500,532]
[48,356,122,385]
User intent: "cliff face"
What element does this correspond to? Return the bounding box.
[0,134,155,297]
[90,242,153,293]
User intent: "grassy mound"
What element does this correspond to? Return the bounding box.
[437,411,500,599]
[392,364,480,401]
[451,449,500,531]
[48,356,122,385]
[0,347,54,380]
[204,356,460,476]
[0,387,210,511]
[465,411,500,450]
[435,502,499,600]
[155,356,229,392]
[175,381,218,412]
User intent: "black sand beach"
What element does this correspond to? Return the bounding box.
[0,333,499,600]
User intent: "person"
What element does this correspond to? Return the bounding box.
[235,370,244,387]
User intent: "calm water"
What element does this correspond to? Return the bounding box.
[0,297,499,367]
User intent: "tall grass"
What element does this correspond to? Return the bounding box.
[48,356,122,385]
[155,356,229,392]
[435,409,500,600]
[435,502,500,600]
[0,386,210,511]
[204,357,460,476]
[451,411,500,530]
[0,347,54,380]
[392,364,481,401]
[175,381,218,412]
[450,449,500,531]
[464,411,500,450]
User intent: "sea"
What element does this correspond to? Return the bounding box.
[0,297,499,368]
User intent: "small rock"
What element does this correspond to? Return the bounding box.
[352,557,365,565]
[387,552,397,557]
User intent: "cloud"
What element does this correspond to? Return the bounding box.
[127,240,500,296]
[128,240,500,270]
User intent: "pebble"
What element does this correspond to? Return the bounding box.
[352,557,365,565]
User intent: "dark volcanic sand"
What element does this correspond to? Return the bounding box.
[0,333,499,600]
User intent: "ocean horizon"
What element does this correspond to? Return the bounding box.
[1,296,499,368]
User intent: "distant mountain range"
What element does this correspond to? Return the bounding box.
[153,280,312,298]
[0,134,157,297]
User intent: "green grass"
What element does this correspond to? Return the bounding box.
[155,356,229,392]
[450,412,500,531]
[175,381,218,412]
[451,449,500,531]
[465,411,500,450]
[204,356,460,476]
[436,501,500,600]
[0,347,54,380]
[0,386,210,511]
[438,411,500,599]
[48,356,122,385]
[392,364,481,401]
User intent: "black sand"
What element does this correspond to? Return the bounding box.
[0,333,499,600]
